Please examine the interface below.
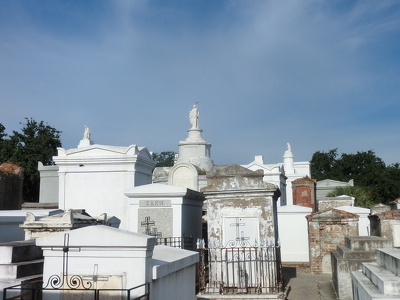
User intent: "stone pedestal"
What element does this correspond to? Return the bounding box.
[176,129,213,172]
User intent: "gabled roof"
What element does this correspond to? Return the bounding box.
[207,164,264,177]
[56,144,152,159]
[306,208,359,221]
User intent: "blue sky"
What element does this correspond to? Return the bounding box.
[1,0,400,166]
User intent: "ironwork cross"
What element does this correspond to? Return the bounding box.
[82,264,109,289]
[141,216,155,235]
[230,218,246,241]
[239,231,250,242]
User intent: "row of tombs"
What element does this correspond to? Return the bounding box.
[1,105,400,299]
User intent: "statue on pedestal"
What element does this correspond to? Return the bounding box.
[83,126,91,140]
[189,103,199,129]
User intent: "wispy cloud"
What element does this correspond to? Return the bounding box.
[0,0,399,165]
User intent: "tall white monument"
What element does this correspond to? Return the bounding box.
[174,103,213,171]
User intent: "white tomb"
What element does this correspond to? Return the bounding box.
[53,128,156,229]
[35,225,198,300]
[124,183,204,247]
[277,205,312,262]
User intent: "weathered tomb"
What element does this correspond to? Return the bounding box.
[292,176,317,211]
[202,164,280,248]
[336,205,370,236]
[0,163,24,210]
[306,209,359,274]
[317,195,355,212]
[331,236,392,300]
[20,209,106,240]
[199,165,283,296]
[316,179,354,200]
[369,209,400,246]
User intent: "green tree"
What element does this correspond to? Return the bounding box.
[311,149,400,205]
[310,149,338,180]
[0,118,62,202]
[152,151,176,167]
[327,186,374,208]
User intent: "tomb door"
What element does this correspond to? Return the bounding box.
[221,217,260,289]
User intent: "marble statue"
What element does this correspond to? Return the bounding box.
[287,143,291,152]
[189,103,199,129]
[84,126,91,140]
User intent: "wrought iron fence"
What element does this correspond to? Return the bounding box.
[156,236,194,250]
[197,246,283,295]
[3,281,150,300]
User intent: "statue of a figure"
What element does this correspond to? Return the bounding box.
[83,126,91,140]
[189,103,199,129]
[287,142,292,152]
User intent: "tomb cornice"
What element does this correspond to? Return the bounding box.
[202,189,280,200]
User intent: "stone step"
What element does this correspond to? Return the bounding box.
[377,249,400,276]
[0,259,43,279]
[336,245,377,260]
[363,262,400,296]
[346,236,393,252]
[0,240,43,264]
[351,270,400,300]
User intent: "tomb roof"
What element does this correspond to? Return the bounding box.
[36,225,156,248]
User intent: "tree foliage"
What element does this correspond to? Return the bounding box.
[0,118,62,202]
[311,149,400,205]
[327,186,374,208]
[152,151,176,167]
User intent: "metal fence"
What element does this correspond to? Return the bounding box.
[197,246,283,295]
[156,236,194,250]
[3,281,150,300]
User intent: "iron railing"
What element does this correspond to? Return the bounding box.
[197,246,283,295]
[3,281,150,300]
[156,236,194,250]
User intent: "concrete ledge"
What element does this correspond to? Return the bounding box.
[152,245,198,279]
[337,245,377,260]
[351,270,400,300]
[377,249,400,276]
[346,236,392,251]
[363,262,400,295]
